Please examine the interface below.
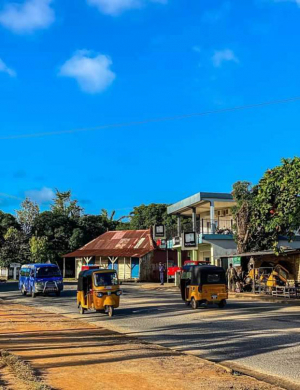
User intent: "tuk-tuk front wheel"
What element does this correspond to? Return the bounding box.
[79,305,85,315]
[218,299,226,308]
[191,298,199,310]
[107,306,114,317]
[31,290,36,298]
[21,285,27,296]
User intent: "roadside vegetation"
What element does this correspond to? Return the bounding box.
[232,157,300,254]
[0,350,51,390]
[0,190,177,268]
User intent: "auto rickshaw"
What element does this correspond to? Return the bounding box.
[180,265,228,309]
[77,269,122,317]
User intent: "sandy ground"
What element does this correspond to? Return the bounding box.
[0,301,283,390]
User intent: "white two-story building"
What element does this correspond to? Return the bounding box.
[167,191,237,269]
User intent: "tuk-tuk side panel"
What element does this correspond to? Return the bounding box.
[77,291,87,308]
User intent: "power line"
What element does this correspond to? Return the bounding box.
[1,96,300,140]
[0,192,23,200]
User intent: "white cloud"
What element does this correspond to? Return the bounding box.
[212,49,239,67]
[59,50,116,94]
[87,0,167,16]
[0,0,55,34]
[192,46,201,53]
[202,1,231,23]
[0,58,16,77]
[25,187,55,204]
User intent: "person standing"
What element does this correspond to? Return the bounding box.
[226,263,237,292]
[158,262,165,285]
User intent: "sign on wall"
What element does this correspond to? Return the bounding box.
[153,225,166,239]
[182,232,198,250]
[173,236,181,246]
[232,256,241,267]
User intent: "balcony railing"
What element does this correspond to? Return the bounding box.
[167,219,234,238]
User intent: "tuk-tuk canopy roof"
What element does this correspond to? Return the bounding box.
[182,265,226,285]
[77,269,117,291]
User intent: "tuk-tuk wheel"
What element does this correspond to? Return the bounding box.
[218,299,226,308]
[31,290,36,298]
[108,306,114,317]
[191,298,199,310]
[79,305,85,315]
[21,285,27,296]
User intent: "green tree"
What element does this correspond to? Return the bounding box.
[30,236,49,263]
[51,190,83,219]
[33,211,77,262]
[16,198,39,236]
[0,211,19,244]
[232,157,300,253]
[127,203,178,233]
[69,228,85,251]
[0,227,30,267]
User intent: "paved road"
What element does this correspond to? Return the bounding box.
[1,283,300,389]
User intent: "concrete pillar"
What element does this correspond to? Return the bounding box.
[177,248,182,267]
[177,214,181,236]
[210,201,215,233]
[192,208,197,232]
[192,250,198,261]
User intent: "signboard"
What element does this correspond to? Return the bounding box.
[10,263,21,268]
[232,256,241,267]
[182,232,198,250]
[173,236,181,246]
[153,225,166,239]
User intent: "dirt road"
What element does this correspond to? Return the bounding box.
[0,300,283,390]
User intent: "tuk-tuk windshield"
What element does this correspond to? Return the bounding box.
[207,273,222,283]
[204,272,226,284]
[94,272,118,287]
[36,266,61,278]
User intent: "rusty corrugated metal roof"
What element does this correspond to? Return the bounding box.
[63,229,155,258]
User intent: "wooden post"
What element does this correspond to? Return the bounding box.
[252,257,256,293]
[130,257,132,278]
[63,257,66,278]
[124,257,126,280]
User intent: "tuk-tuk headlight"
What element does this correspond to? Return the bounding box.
[116,290,122,296]
[97,292,103,298]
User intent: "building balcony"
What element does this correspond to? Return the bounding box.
[167,218,234,240]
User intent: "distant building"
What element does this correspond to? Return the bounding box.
[63,229,176,280]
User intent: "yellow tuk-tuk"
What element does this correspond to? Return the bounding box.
[77,269,122,317]
[180,265,228,309]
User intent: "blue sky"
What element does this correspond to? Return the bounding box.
[0,0,300,217]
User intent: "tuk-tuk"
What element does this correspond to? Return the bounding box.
[180,265,228,309]
[77,269,122,317]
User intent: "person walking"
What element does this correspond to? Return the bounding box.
[226,263,237,292]
[158,262,165,285]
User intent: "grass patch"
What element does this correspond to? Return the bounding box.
[1,350,52,390]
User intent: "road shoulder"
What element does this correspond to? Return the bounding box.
[0,300,284,390]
